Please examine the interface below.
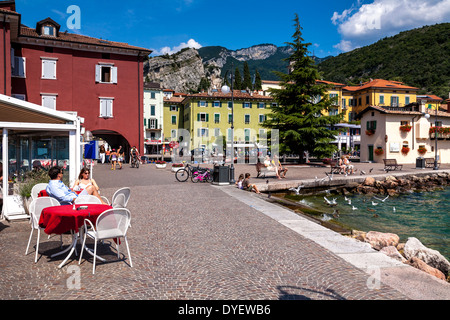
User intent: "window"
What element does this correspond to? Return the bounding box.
[95,64,117,83]
[12,94,26,101]
[151,92,156,99]
[41,58,57,79]
[213,101,221,108]
[11,55,26,77]
[391,96,399,107]
[197,113,208,122]
[228,101,233,108]
[43,26,55,36]
[366,95,370,104]
[197,128,209,137]
[149,118,157,129]
[244,114,250,124]
[259,114,266,123]
[367,120,377,130]
[151,105,156,116]
[171,115,177,125]
[400,121,410,126]
[228,113,233,124]
[171,129,177,138]
[170,105,177,112]
[243,102,251,108]
[379,95,384,105]
[405,96,410,105]
[342,98,346,108]
[41,94,56,110]
[244,129,251,142]
[214,113,220,124]
[214,128,221,136]
[99,98,113,118]
[329,108,338,116]
[257,102,265,109]
[198,101,207,107]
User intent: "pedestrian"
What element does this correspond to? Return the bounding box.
[99,144,106,164]
[235,174,244,189]
[242,173,260,194]
[110,149,118,170]
[117,146,124,169]
[105,147,111,163]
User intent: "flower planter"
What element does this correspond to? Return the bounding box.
[171,166,183,172]
[155,164,166,169]
[365,129,375,136]
[401,147,410,155]
[399,125,412,133]
[374,149,384,156]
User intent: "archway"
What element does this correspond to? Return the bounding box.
[91,130,131,162]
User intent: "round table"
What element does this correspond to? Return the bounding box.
[39,204,113,268]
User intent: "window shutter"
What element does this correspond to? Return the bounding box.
[42,60,56,79]
[197,113,200,121]
[42,95,56,109]
[155,119,158,129]
[95,65,101,82]
[144,118,147,127]
[17,57,25,77]
[206,114,209,122]
[111,66,118,84]
[100,99,107,117]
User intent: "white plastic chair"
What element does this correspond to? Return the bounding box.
[25,197,60,263]
[74,195,102,204]
[100,196,110,205]
[79,208,132,274]
[31,183,49,200]
[111,187,131,208]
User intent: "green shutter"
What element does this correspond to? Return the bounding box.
[206,114,209,122]
[197,113,200,121]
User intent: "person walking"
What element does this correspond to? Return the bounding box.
[117,146,124,169]
[110,149,118,170]
[99,144,106,164]
[105,147,111,164]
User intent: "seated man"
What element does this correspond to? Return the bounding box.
[272,155,288,178]
[46,166,105,205]
[242,173,261,194]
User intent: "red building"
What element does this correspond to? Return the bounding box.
[0,1,151,155]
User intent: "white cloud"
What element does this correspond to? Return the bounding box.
[332,0,450,52]
[333,40,358,52]
[152,39,202,56]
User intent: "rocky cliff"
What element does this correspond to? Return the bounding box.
[143,44,294,92]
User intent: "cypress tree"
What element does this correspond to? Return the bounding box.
[242,61,252,90]
[264,14,344,162]
[254,69,262,91]
[233,67,242,90]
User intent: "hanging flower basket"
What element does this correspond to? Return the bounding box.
[399,124,412,132]
[417,146,427,155]
[374,148,384,156]
[366,129,375,136]
[401,146,410,155]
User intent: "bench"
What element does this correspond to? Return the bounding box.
[329,160,342,174]
[255,161,277,178]
[383,159,403,172]
[424,158,440,168]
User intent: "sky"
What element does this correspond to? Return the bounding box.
[15,0,450,57]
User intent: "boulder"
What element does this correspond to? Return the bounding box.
[365,231,400,250]
[363,177,375,187]
[406,257,446,281]
[404,237,450,276]
[380,246,406,263]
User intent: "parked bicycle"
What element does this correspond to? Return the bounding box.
[175,163,200,182]
[191,168,213,183]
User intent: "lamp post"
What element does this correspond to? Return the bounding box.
[221,63,235,184]
[434,105,439,170]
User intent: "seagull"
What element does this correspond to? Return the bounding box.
[344,196,349,201]
[325,172,333,181]
[372,201,378,206]
[289,185,303,195]
[324,196,337,206]
[393,207,396,212]
[352,206,358,210]
[369,168,373,173]
[360,170,366,175]
[347,199,352,205]
[374,195,389,202]
[332,209,340,218]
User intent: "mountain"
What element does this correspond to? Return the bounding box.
[144,44,295,92]
[317,23,450,99]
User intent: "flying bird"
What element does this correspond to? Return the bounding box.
[360,170,366,175]
[324,196,337,206]
[393,207,396,212]
[289,185,303,195]
[374,195,389,202]
[352,206,358,210]
[369,168,373,173]
[372,201,378,206]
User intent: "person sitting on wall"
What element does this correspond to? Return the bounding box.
[46,166,106,205]
[272,155,288,178]
[264,155,281,179]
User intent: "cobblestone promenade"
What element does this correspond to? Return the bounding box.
[1,161,449,301]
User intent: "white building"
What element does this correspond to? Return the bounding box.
[358,102,450,164]
[143,82,164,154]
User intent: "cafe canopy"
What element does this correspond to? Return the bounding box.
[0,94,82,220]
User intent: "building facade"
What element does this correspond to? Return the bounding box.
[143,82,164,154]
[0,1,151,158]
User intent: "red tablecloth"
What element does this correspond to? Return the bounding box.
[39,204,113,235]
[38,189,81,197]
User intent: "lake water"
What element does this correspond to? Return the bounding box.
[286,187,450,261]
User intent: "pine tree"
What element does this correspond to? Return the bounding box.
[254,69,262,91]
[242,61,252,90]
[233,67,242,91]
[264,14,344,162]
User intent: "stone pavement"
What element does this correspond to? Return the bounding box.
[0,161,448,300]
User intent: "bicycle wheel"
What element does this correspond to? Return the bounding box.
[191,172,200,183]
[175,169,189,182]
[205,172,213,183]
[136,160,139,168]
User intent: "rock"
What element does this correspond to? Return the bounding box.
[365,231,400,250]
[380,246,406,263]
[363,177,375,186]
[404,237,450,276]
[406,257,446,281]
[351,230,366,242]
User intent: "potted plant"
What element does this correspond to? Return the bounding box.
[365,129,375,136]
[171,163,184,172]
[155,160,166,168]
[399,124,412,132]
[374,148,384,156]
[418,146,427,155]
[401,146,410,155]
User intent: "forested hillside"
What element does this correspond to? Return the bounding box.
[318,23,450,99]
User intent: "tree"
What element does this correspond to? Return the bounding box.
[242,61,252,90]
[263,14,344,162]
[233,67,242,90]
[254,69,262,91]
[197,77,210,92]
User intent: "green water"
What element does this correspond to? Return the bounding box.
[288,188,450,261]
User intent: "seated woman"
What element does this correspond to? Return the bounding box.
[264,155,281,179]
[338,156,347,174]
[72,167,101,193]
[235,174,244,189]
[242,173,261,194]
[272,155,288,178]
